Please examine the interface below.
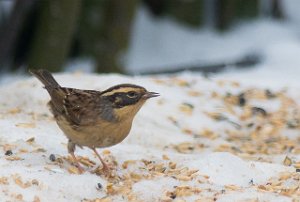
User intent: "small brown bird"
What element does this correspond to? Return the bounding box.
[30,69,159,173]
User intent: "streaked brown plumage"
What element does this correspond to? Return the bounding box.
[30,69,159,173]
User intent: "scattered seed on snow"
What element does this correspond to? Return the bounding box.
[49,154,56,162]
[4,150,13,156]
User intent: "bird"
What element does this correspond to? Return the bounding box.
[29,69,159,173]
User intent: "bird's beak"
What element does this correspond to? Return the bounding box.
[143,91,160,99]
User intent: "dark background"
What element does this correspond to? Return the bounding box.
[0,0,284,74]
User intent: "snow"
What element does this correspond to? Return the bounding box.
[1,2,300,202]
[188,152,288,186]
[0,70,299,201]
[126,4,300,76]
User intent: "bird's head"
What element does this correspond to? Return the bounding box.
[101,84,159,121]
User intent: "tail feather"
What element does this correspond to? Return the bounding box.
[29,69,60,89]
[30,69,66,113]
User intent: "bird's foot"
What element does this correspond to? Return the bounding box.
[91,163,115,177]
[76,164,85,174]
[69,152,85,174]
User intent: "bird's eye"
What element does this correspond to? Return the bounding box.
[127,91,137,98]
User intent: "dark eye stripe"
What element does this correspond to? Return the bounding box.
[127,91,138,98]
[106,92,141,108]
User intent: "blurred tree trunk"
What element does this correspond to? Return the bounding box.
[215,0,259,30]
[166,0,204,27]
[0,0,35,70]
[143,0,204,27]
[215,0,235,30]
[142,0,167,16]
[235,0,259,19]
[271,0,284,19]
[78,0,138,73]
[260,0,284,19]
[28,0,81,72]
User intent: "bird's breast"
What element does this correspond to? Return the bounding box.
[56,116,133,148]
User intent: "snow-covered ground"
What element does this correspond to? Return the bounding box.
[0,71,300,201]
[1,2,300,202]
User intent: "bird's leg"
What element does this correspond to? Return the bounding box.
[92,147,109,172]
[68,140,84,173]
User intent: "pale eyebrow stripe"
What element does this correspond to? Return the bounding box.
[102,88,137,96]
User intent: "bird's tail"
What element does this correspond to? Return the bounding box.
[29,69,60,89]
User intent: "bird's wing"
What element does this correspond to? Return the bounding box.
[63,89,101,125]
